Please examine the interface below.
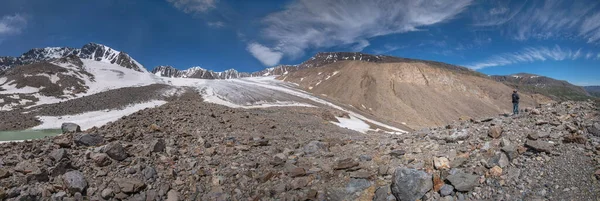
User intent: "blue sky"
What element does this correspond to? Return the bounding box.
[0,0,599,85]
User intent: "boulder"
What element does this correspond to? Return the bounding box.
[116,178,146,193]
[445,129,469,142]
[390,168,433,201]
[389,150,406,158]
[334,158,359,170]
[167,190,180,201]
[303,141,328,155]
[0,168,11,179]
[105,143,128,161]
[488,126,503,138]
[434,157,450,170]
[446,172,478,192]
[91,153,112,167]
[61,123,81,133]
[101,188,114,199]
[525,140,554,153]
[588,123,600,137]
[151,139,166,153]
[440,184,454,196]
[49,148,67,161]
[62,171,87,194]
[74,133,104,146]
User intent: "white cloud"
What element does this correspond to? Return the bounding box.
[351,40,370,52]
[246,42,283,66]
[167,0,218,14]
[0,14,27,35]
[207,21,224,28]
[586,52,594,59]
[472,0,600,42]
[466,45,596,69]
[372,44,408,55]
[250,0,472,64]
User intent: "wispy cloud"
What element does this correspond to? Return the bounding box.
[372,44,408,55]
[472,0,600,42]
[0,14,27,35]
[207,21,224,28]
[246,42,283,66]
[247,0,473,66]
[466,45,597,69]
[167,0,218,14]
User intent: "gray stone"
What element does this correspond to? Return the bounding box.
[101,188,113,199]
[389,150,406,158]
[51,191,67,201]
[105,143,128,161]
[50,148,67,161]
[588,123,600,137]
[525,140,553,153]
[446,172,478,192]
[167,190,180,201]
[151,139,166,153]
[62,171,87,193]
[440,184,454,196]
[390,168,433,201]
[116,178,146,193]
[374,186,391,201]
[501,144,519,161]
[0,168,10,179]
[91,153,112,167]
[445,129,469,142]
[303,141,328,155]
[487,153,510,168]
[143,167,157,181]
[346,178,371,194]
[61,123,81,133]
[74,133,104,146]
[359,154,372,161]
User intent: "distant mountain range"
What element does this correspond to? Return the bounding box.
[491,73,593,101]
[584,86,600,98]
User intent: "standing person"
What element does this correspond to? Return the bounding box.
[512,90,520,115]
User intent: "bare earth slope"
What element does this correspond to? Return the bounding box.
[279,60,538,129]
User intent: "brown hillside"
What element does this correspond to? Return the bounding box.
[279,60,539,129]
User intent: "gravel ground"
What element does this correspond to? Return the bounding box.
[0,93,598,201]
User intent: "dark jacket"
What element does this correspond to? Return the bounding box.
[512,93,520,103]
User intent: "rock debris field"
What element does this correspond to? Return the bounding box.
[0,91,599,201]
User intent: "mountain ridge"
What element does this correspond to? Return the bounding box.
[491,73,592,101]
[0,43,145,74]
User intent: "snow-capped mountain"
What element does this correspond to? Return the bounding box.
[0,43,145,74]
[151,66,250,79]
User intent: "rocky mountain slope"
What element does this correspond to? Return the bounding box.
[0,46,160,110]
[585,86,600,98]
[0,43,145,74]
[151,66,250,79]
[492,73,592,101]
[0,92,598,201]
[278,60,539,129]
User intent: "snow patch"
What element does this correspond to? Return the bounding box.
[331,116,370,133]
[33,100,167,130]
[0,83,41,94]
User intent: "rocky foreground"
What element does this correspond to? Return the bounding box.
[0,92,599,201]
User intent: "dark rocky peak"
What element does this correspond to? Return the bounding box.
[19,47,78,64]
[151,66,250,79]
[151,66,179,77]
[0,43,145,73]
[78,43,144,72]
[54,55,84,68]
